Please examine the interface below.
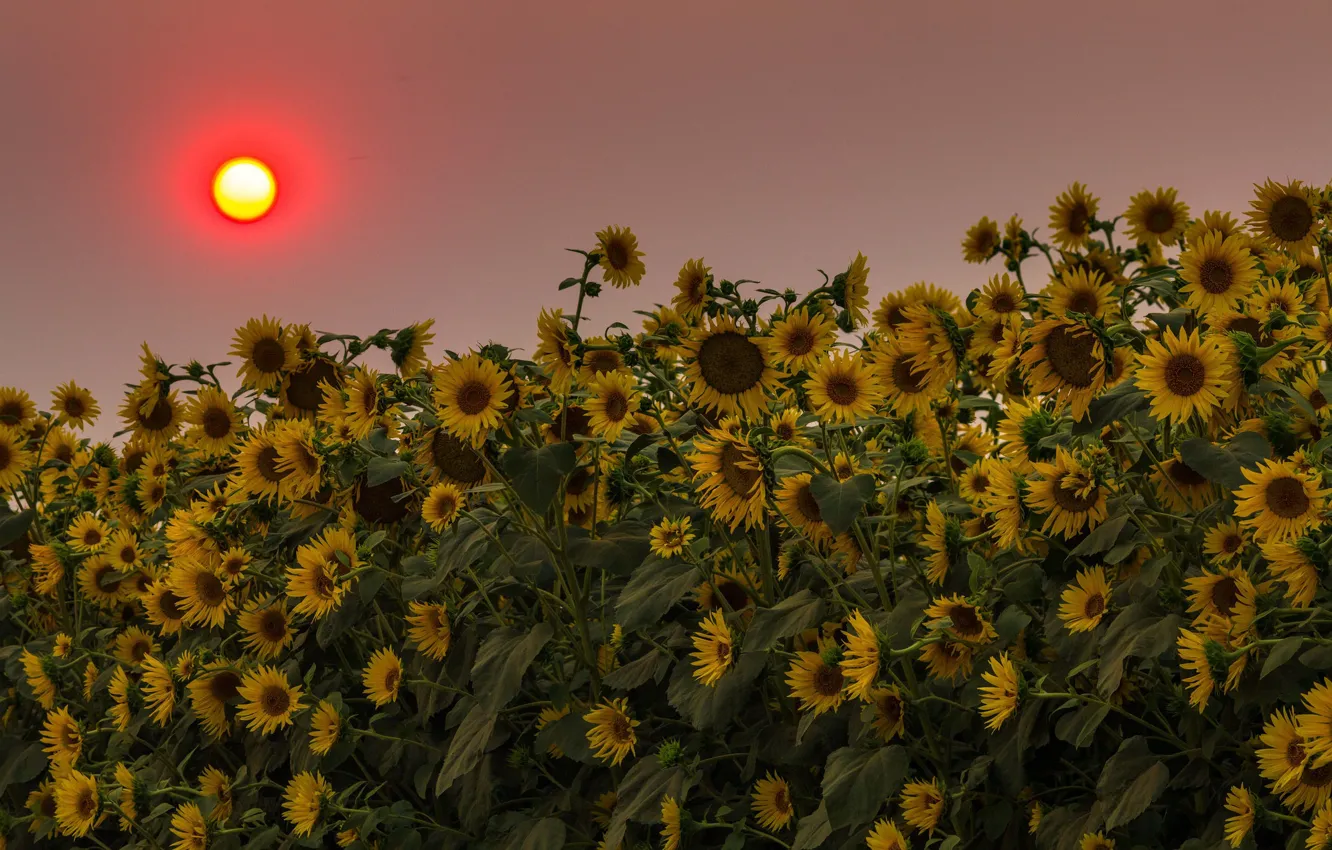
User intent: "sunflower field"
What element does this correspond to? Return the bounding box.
[4,182,1332,850]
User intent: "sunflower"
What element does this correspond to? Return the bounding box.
[170,802,209,850]
[961,216,1000,263]
[285,532,353,621]
[869,336,940,417]
[65,512,108,553]
[1312,804,1332,850]
[390,319,435,378]
[924,595,997,645]
[362,647,403,707]
[1248,178,1319,251]
[576,336,629,387]
[48,381,98,429]
[237,599,294,659]
[416,425,488,487]
[108,666,135,730]
[978,653,1021,731]
[1019,318,1105,421]
[670,257,713,319]
[141,654,176,726]
[80,554,126,608]
[271,420,322,499]
[1048,182,1099,251]
[1204,520,1247,564]
[336,366,385,441]
[584,699,638,766]
[1262,539,1321,608]
[648,516,695,559]
[683,316,780,419]
[236,665,303,735]
[1044,267,1117,321]
[534,308,577,393]
[866,818,909,850]
[1136,328,1232,425]
[1026,447,1109,539]
[230,316,298,392]
[111,625,156,666]
[593,225,645,288]
[805,351,884,425]
[142,580,188,635]
[900,778,944,833]
[1124,186,1190,247]
[184,385,243,457]
[232,429,288,503]
[169,556,233,629]
[1178,231,1259,316]
[1258,708,1330,811]
[786,644,845,715]
[0,425,34,491]
[920,500,957,585]
[1234,459,1329,542]
[1080,833,1115,850]
[187,663,242,739]
[41,706,83,767]
[689,429,767,531]
[585,371,640,442]
[895,303,960,389]
[751,773,795,831]
[1058,567,1112,633]
[433,354,512,447]
[775,472,832,543]
[869,686,905,741]
[839,610,881,701]
[282,772,330,837]
[973,273,1027,320]
[308,699,343,755]
[689,610,734,686]
[1177,627,1223,711]
[0,386,36,428]
[54,770,99,837]
[660,795,683,850]
[1151,454,1216,513]
[281,356,343,419]
[412,482,464,535]
[762,307,835,374]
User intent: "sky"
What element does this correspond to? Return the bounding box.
[3,0,1332,442]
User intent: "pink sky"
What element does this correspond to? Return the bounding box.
[3,1,1331,440]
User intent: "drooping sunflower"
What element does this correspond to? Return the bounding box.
[416,425,488,487]
[232,429,288,503]
[869,686,905,741]
[1234,459,1329,542]
[1136,327,1231,424]
[282,771,330,837]
[1248,178,1319,251]
[237,599,295,659]
[671,258,713,319]
[978,653,1021,731]
[593,225,646,288]
[1026,447,1109,539]
[895,303,961,389]
[584,699,638,766]
[169,556,233,629]
[80,554,126,608]
[751,773,795,831]
[422,481,465,532]
[308,699,343,755]
[775,472,832,543]
[534,307,577,394]
[433,354,512,447]
[231,315,299,392]
[1151,454,1216,513]
[54,769,99,837]
[236,665,303,735]
[1058,567,1112,633]
[272,420,322,499]
[899,778,945,834]
[1262,539,1321,608]
[108,666,134,731]
[1177,627,1221,711]
[1019,318,1105,421]
[683,316,780,419]
[0,427,36,491]
[406,601,451,661]
[836,252,871,328]
[188,663,243,739]
[169,802,209,850]
[689,609,734,686]
[585,370,640,442]
[660,795,683,850]
[689,428,767,531]
[649,516,695,559]
[786,642,845,716]
[866,818,909,850]
[920,500,960,585]
[362,647,403,707]
[805,350,884,425]
[390,318,435,378]
[141,654,176,726]
[1048,182,1099,251]
[41,706,83,767]
[1123,186,1190,247]
[925,594,997,646]
[961,216,1000,263]
[839,610,881,702]
[51,381,99,429]
[1178,230,1260,316]
[185,385,244,457]
[281,355,343,420]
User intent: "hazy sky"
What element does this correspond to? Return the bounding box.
[3,1,1331,441]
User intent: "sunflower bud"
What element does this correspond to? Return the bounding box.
[899,439,930,466]
[656,738,683,768]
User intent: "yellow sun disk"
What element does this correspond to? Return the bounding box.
[213,157,277,222]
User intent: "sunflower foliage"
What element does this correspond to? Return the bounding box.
[8,189,1332,850]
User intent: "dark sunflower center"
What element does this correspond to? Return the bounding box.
[879,694,902,722]
[0,401,23,422]
[1066,289,1101,317]
[969,474,991,494]
[784,328,815,357]
[63,396,86,417]
[713,639,731,662]
[257,446,287,484]
[775,422,795,440]
[1052,473,1100,513]
[83,529,102,545]
[1145,204,1175,235]
[1224,316,1269,345]
[990,292,1016,314]
[608,713,632,743]
[259,684,291,716]
[430,493,458,518]
[424,608,443,630]
[1168,459,1207,487]
[0,444,10,470]
[456,380,493,416]
[40,791,57,817]
[719,442,761,497]
[974,230,996,254]
[286,360,340,413]
[430,430,486,484]
[195,571,226,606]
[1163,353,1205,397]
[95,564,122,593]
[140,397,174,431]
[210,672,241,702]
[76,787,97,817]
[202,406,233,439]
[718,580,751,611]
[314,566,338,598]
[61,724,81,748]
[825,377,860,407]
[604,391,629,423]
[1304,763,1332,788]
[697,332,766,396]
[130,639,150,662]
[159,590,185,619]
[118,545,137,564]
[1044,325,1098,388]
[1270,195,1314,242]
[384,668,400,693]
[891,357,925,393]
[1313,390,1327,410]
[553,406,591,441]
[1222,533,1243,554]
[795,483,823,523]
[1067,204,1090,237]
[251,338,288,374]
[605,238,630,270]
[1198,258,1235,294]
[947,605,983,638]
[259,610,287,641]
[774,786,791,813]
[585,351,621,375]
[1210,577,1238,615]
[1267,476,1311,519]
[813,663,844,696]
[1084,593,1106,619]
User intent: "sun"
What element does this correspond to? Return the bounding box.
[213,157,277,222]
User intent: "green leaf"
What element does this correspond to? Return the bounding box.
[821,745,909,830]
[1300,645,1332,670]
[616,560,699,632]
[1097,737,1169,829]
[1104,761,1169,829]
[568,524,652,578]
[0,509,34,549]
[602,650,671,692]
[1251,379,1316,419]
[1178,432,1270,490]
[995,607,1032,644]
[471,623,554,712]
[1262,637,1305,678]
[743,589,825,651]
[244,826,281,850]
[1054,703,1111,749]
[366,456,410,487]
[316,596,363,648]
[602,759,683,850]
[533,712,596,764]
[508,817,567,850]
[502,443,578,513]
[435,700,498,795]
[1075,380,1147,434]
[791,801,832,850]
[809,473,876,535]
[0,741,47,793]
[1068,511,1130,558]
[1097,610,1180,697]
[667,650,767,731]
